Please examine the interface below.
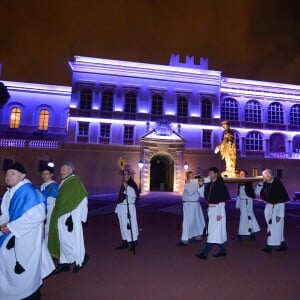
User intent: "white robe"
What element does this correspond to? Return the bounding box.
[255,183,285,246]
[0,180,55,300]
[236,185,260,235]
[57,196,88,266]
[40,180,57,245]
[199,185,227,244]
[115,185,139,242]
[54,174,88,266]
[264,203,285,246]
[181,180,205,242]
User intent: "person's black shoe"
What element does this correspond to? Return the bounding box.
[176,241,188,247]
[263,246,272,253]
[73,254,90,273]
[250,233,256,240]
[195,253,207,260]
[54,263,71,274]
[275,242,287,252]
[213,252,227,258]
[130,240,138,252]
[115,240,129,250]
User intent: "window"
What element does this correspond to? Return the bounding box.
[268,102,283,124]
[221,98,238,121]
[201,98,212,119]
[151,94,163,115]
[101,90,113,112]
[99,123,111,144]
[290,104,300,125]
[80,88,92,110]
[78,122,89,136]
[202,129,212,148]
[245,131,263,151]
[39,109,49,131]
[177,96,188,117]
[124,92,137,114]
[9,107,21,129]
[245,100,262,123]
[270,133,285,153]
[123,125,134,145]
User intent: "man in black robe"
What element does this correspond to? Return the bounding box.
[256,169,289,252]
[196,167,230,260]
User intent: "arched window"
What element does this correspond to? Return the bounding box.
[151,94,163,115]
[124,91,137,114]
[290,104,300,126]
[80,88,92,110]
[268,102,283,124]
[9,107,21,129]
[245,131,263,151]
[221,98,238,121]
[270,133,286,153]
[101,90,113,112]
[177,96,188,117]
[38,109,49,131]
[201,98,212,119]
[245,100,262,123]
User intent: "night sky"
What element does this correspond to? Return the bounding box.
[0,0,299,85]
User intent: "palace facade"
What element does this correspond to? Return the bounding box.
[1,55,300,197]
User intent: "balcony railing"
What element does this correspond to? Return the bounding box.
[123,138,134,145]
[77,136,89,143]
[28,140,60,149]
[0,139,26,147]
[0,139,61,149]
[99,137,110,144]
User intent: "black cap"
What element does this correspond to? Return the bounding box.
[40,166,54,173]
[5,162,27,174]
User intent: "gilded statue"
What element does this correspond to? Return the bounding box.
[214,120,237,177]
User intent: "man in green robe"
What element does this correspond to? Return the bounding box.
[48,161,89,273]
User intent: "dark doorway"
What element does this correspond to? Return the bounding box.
[150,153,174,191]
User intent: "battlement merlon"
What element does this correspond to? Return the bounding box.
[169,54,209,70]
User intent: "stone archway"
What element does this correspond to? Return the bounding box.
[140,128,185,193]
[150,153,174,191]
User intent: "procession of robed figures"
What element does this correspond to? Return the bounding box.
[0,121,290,299]
[0,161,290,299]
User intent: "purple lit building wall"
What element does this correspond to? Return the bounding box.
[1,55,300,197]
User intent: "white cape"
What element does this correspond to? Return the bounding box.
[0,180,54,300]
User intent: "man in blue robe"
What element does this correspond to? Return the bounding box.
[40,166,58,245]
[0,162,55,300]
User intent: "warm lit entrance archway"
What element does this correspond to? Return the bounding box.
[150,153,174,191]
[140,122,186,193]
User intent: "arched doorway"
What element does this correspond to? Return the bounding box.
[150,153,174,191]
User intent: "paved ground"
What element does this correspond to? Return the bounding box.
[42,192,300,300]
